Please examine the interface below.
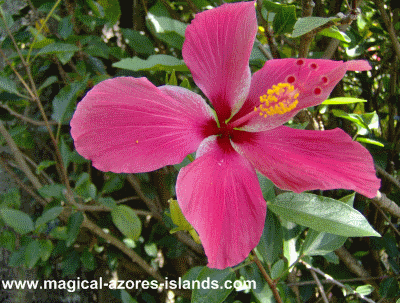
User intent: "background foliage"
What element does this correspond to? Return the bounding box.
[0,0,399,302]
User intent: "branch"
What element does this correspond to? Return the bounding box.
[252,251,283,303]
[309,269,329,303]
[376,165,400,190]
[82,216,164,282]
[299,0,315,57]
[300,260,376,303]
[372,191,400,219]
[373,0,400,61]
[0,103,58,126]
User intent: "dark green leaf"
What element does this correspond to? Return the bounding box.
[98,0,121,25]
[35,206,63,229]
[66,212,84,247]
[192,267,235,303]
[62,250,81,276]
[0,208,34,235]
[111,205,142,240]
[379,277,400,298]
[121,28,154,55]
[37,43,79,55]
[102,173,125,194]
[51,76,88,124]
[0,75,19,95]
[98,197,117,209]
[0,230,16,251]
[58,15,74,39]
[270,259,286,279]
[39,239,53,261]
[256,211,282,265]
[121,290,139,303]
[0,188,21,208]
[38,184,66,200]
[81,247,96,271]
[269,193,380,237]
[25,240,41,268]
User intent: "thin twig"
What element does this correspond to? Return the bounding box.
[300,260,376,303]
[0,103,57,126]
[310,269,329,303]
[252,251,284,303]
[74,204,151,216]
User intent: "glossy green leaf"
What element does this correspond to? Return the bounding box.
[192,267,235,303]
[121,28,154,55]
[111,205,142,240]
[66,212,84,247]
[322,97,367,104]
[301,229,347,256]
[25,240,41,268]
[37,43,79,55]
[0,208,34,235]
[256,211,282,265]
[331,110,379,135]
[112,55,189,72]
[292,16,340,38]
[35,206,63,229]
[269,193,380,237]
[319,26,351,42]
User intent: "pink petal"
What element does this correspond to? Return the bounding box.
[70,77,217,173]
[231,126,380,198]
[232,59,372,132]
[176,136,266,269]
[182,1,257,121]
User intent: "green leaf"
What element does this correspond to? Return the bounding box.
[0,188,21,208]
[38,184,66,200]
[340,193,355,207]
[192,267,235,303]
[0,75,19,95]
[256,211,282,265]
[355,284,374,296]
[74,172,97,200]
[356,137,384,147]
[111,205,142,240]
[81,247,96,271]
[0,230,16,251]
[58,15,74,39]
[36,160,56,174]
[180,78,191,89]
[66,212,84,247]
[39,239,53,261]
[272,4,297,35]
[38,76,58,93]
[240,263,275,303]
[112,55,189,72]
[10,125,34,149]
[60,136,71,169]
[0,208,34,235]
[380,277,400,298]
[102,173,125,194]
[270,259,286,279]
[257,173,276,201]
[269,193,380,237]
[62,250,81,276]
[121,289,139,303]
[37,43,79,55]
[322,97,367,104]
[292,16,340,38]
[168,70,178,86]
[25,240,41,268]
[169,199,192,231]
[35,206,63,229]
[51,77,88,124]
[331,110,379,135]
[98,197,117,209]
[319,26,351,42]
[301,229,347,256]
[98,0,121,25]
[121,28,154,55]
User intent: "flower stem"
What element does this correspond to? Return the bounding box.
[251,250,283,303]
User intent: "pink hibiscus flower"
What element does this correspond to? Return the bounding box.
[70,1,380,269]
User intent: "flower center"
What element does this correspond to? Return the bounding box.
[254,83,299,117]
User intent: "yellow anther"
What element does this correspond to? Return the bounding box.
[255,83,299,117]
